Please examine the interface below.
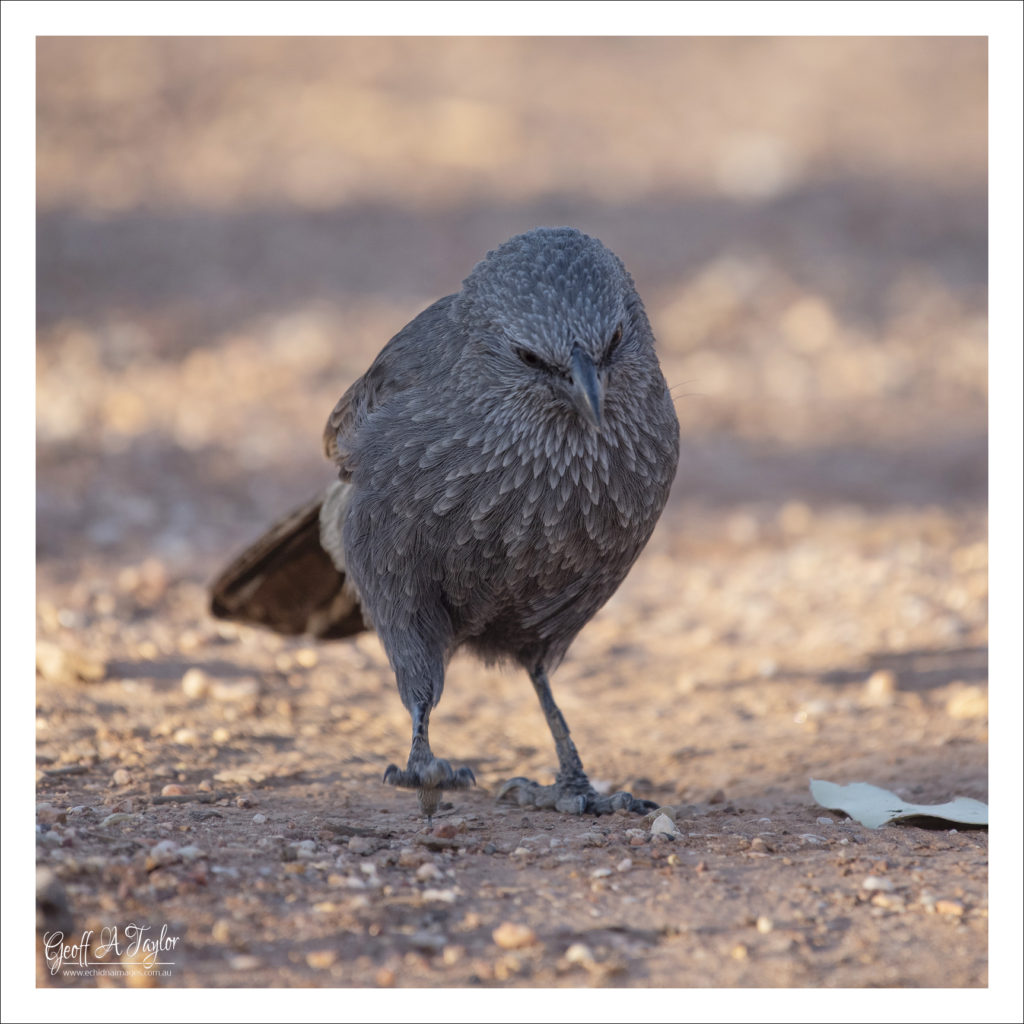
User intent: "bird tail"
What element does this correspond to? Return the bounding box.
[209,482,367,640]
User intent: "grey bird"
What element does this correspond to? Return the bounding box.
[210,227,679,817]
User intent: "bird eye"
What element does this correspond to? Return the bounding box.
[603,324,623,365]
[515,347,547,371]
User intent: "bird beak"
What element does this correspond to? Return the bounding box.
[570,345,604,430]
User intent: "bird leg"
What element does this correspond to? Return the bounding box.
[383,701,475,818]
[497,666,657,815]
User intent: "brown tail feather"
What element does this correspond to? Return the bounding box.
[209,495,367,640]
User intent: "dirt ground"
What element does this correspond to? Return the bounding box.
[31,37,992,993]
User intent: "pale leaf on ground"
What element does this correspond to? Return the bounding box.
[810,779,988,829]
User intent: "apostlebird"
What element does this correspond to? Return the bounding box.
[211,227,679,817]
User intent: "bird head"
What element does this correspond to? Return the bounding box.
[453,227,654,433]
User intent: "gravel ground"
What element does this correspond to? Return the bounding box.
[27,35,995,996]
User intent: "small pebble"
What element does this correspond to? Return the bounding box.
[173,728,199,746]
[650,813,680,837]
[229,955,263,971]
[410,931,446,952]
[295,648,318,668]
[564,942,596,966]
[731,943,749,960]
[871,893,905,911]
[252,813,268,825]
[348,836,375,855]
[861,875,895,892]
[375,967,396,987]
[146,839,180,869]
[416,862,443,881]
[422,888,458,903]
[494,954,523,981]
[756,916,774,934]
[306,950,336,969]
[590,867,612,878]
[161,784,186,797]
[616,857,633,872]
[181,668,210,698]
[36,642,106,684]
[210,678,260,702]
[492,922,537,949]
[863,669,897,705]
[946,687,987,720]
[112,768,132,787]
[398,847,427,867]
[935,899,965,917]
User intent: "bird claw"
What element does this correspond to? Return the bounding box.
[383,758,475,818]
[496,776,656,816]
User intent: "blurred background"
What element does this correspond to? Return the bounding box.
[36,37,987,571]
[35,36,989,733]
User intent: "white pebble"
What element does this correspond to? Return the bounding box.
[210,678,260,702]
[616,858,633,872]
[564,943,595,966]
[422,888,457,904]
[252,813,268,825]
[181,668,209,698]
[650,813,680,837]
[861,875,895,892]
[148,840,180,866]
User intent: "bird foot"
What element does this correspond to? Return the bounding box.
[383,758,476,818]
[496,775,657,816]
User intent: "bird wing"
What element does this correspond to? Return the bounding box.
[323,294,456,478]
